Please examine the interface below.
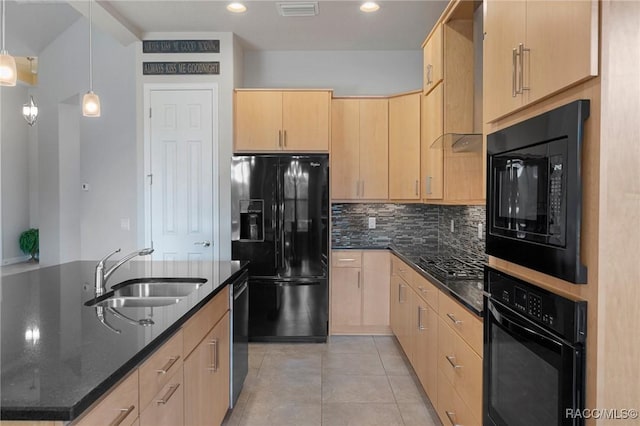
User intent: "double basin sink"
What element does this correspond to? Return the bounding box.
[85,277,207,308]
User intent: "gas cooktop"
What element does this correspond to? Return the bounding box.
[418,254,485,281]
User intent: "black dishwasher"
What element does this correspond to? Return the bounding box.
[230,271,249,408]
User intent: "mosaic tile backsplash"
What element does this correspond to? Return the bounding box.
[331,204,486,258]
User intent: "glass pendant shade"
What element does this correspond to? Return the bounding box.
[0,50,16,86]
[22,96,38,126]
[82,91,101,117]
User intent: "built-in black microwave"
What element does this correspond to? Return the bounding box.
[486,100,590,284]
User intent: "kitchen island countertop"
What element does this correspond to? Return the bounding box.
[0,260,248,421]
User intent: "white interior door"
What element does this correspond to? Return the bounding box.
[149,89,215,262]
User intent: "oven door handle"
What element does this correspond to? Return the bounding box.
[488,301,573,348]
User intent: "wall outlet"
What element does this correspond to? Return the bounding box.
[81,183,90,191]
[120,218,130,231]
[368,217,376,229]
[450,219,455,233]
[478,223,483,239]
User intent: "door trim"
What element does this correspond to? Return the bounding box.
[143,83,220,260]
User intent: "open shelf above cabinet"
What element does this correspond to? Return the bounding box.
[430,133,483,153]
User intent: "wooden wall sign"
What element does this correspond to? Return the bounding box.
[143,40,220,53]
[143,62,220,75]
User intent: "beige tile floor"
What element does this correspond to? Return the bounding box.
[223,335,441,426]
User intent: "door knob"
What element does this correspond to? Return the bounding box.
[194,241,212,247]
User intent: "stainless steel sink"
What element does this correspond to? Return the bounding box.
[85,278,207,308]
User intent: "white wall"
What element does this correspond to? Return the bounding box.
[138,32,241,260]
[0,85,32,263]
[243,50,422,96]
[36,18,137,264]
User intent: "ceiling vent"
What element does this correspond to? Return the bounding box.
[276,2,319,17]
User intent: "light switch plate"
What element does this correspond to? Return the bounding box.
[368,217,376,229]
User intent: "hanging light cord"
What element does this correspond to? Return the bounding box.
[89,0,93,91]
[2,0,6,52]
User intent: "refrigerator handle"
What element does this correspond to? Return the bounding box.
[279,167,286,270]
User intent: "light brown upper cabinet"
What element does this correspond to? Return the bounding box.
[483,0,599,122]
[421,17,484,204]
[423,23,443,96]
[331,98,389,201]
[235,90,331,152]
[389,92,421,200]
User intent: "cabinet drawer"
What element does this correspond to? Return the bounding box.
[332,250,362,268]
[437,369,480,426]
[414,274,438,311]
[140,365,184,426]
[74,371,139,426]
[438,319,483,421]
[183,286,229,357]
[139,330,183,410]
[438,292,483,356]
[391,256,412,284]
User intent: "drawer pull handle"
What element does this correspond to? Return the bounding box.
[110,405,135,426]
[156,355,180,375]
[445,410,461,426]
[418,306,426,330]
[447,313,463,325]
[155,383,180,405]
[446,355,462,369]
[338,258,356,262]
[207,339,219,372]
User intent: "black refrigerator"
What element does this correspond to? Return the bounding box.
[231,155,329,342]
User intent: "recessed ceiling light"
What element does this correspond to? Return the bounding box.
[360,2,380,13]
[227,2,247,13]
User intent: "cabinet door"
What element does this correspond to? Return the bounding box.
[525,0,598,104]
[414,301,438,402]
[184,314,230,426]
[235,91,283,151]
[421,85,444,200]
[282,91,330,151]
[389,93,421,200]
[423,24,443,95]
[483,0,526,122]
[331,267,362,327]
[362,251,390,327]
[210,313,231,426]
[331,99,360,200]
[359,99,389,200]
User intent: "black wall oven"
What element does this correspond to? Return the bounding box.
[486,100,590,283]
[484,266,586,426]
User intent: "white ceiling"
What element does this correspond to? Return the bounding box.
[5,0,447,54]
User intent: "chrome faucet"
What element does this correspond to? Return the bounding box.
[95,248,154,296]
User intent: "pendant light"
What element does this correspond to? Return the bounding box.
[82,0,100,117]
[22,96,38,126]
[0,0,17,86]
[22,57,38,126]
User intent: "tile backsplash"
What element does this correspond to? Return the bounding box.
[331,203,486,257]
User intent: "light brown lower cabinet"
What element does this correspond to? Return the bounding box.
[389,254,483,426]
[184,312,230,426]
[73,371,139,426]
[437,369,480,426]
[331,250,390,334]
[413,297,438,402]
[140,365,184,426]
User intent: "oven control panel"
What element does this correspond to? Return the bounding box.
[486,266,586,343]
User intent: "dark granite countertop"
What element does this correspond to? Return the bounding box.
[332,245,485,316]
[0,260,248,421]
